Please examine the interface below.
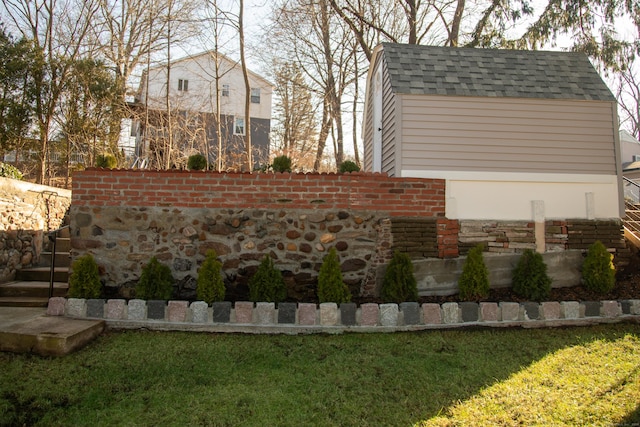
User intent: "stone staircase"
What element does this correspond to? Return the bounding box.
[0,226,70,307]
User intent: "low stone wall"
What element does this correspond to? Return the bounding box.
[0,178,71,282]
[47,297,640,332]
[409,250,584,296]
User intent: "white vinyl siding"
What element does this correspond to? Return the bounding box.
[399,95,616,175]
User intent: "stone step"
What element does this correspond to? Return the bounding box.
[0,297,50,308]
[46,237,71,253]
[0,281,68,298]
[39,251,71,268]
[0,309,105,356]
[15,267,69,283]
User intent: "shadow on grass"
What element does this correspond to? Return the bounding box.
[0,323,638,426]
[619,404,640,425]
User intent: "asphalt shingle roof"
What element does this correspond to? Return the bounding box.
[381,43,616,101]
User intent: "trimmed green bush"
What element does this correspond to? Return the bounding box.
[135,256,174,300]
[272,155,292,173]
[458,244,490,300]
[68,254,102,299]
[317,247,351,303]
[582,240,616,294]
[512,249,551,301]
[188,153,207,170]
[96,154,117,169]
[0,162,23,180]
[339,160,360,173]
[196,250,225,304]
[248,255,287,303]
[381,250,418,303]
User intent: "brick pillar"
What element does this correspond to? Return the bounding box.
[437,218,459,258]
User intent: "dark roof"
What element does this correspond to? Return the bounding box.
[380,43,615,101]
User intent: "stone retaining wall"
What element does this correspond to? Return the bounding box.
[458,219,628,265]
[0,178,71,282]
[48,297,640,332]
[71,170,446,299]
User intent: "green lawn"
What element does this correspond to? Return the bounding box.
[1,323,639,426]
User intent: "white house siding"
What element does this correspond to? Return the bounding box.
[141,53,272,120]
[397,95,621,220]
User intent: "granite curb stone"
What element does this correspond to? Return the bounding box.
[86,299,105,318]
[277,302,297,324]
[128,299,146,321]
[561,301,580,319]
[212,301,232,323]
[298,303,316,325]
[65,298,85,317]
[340,303,357,326]
[583,301,601,317]
[147,300,166,320]
[422,303,442,324]
[479,302,499,322]
[442,302,459,324]
[255,302,275,325]
[379,304,399,327]
[47,298,640,332]
[168,300,188,322]
[106,299,126,320]
[400,302,420,325]
[47,297,66,316]
[460,302,478,322]
[190,301,208,323]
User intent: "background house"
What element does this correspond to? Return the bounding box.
[363,43,623,224]
[621,130,640,177]
[133,51,273,169]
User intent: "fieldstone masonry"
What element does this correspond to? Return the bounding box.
[0,178,71,282]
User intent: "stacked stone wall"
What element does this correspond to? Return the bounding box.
[71,170,447,299]
[458,221,536,255]
[0,178,71,282]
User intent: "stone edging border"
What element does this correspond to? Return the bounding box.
[47,297,640,333]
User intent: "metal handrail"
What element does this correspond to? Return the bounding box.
[623,177,640,204]
[48,225,70,299]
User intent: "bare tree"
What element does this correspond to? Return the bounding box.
[272,61,318,169]
[238,0,253,170]
[1,0,100,184]
[268,0,359,170]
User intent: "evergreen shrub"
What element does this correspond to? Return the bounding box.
[339,160,360,173]
[512,249,551,301]
[582,240,616,294]
[272,155,292,172]
[187,153,207,170]
[196,250,225,304]
[68,254,102,299]
[381,250,418,303]
[317,247,351,303]
[248,255,287,302]
[136,256,174,300]
[0,162,23,180]
[96,154,117,169]
[458,244,490,300]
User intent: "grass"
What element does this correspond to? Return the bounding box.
[0,324,639,426]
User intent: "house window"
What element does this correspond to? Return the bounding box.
[634,155,640,162]
[251,88,260,103]
[234,117,245,135]
[178,79,189,91]
[222,84,230,97]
